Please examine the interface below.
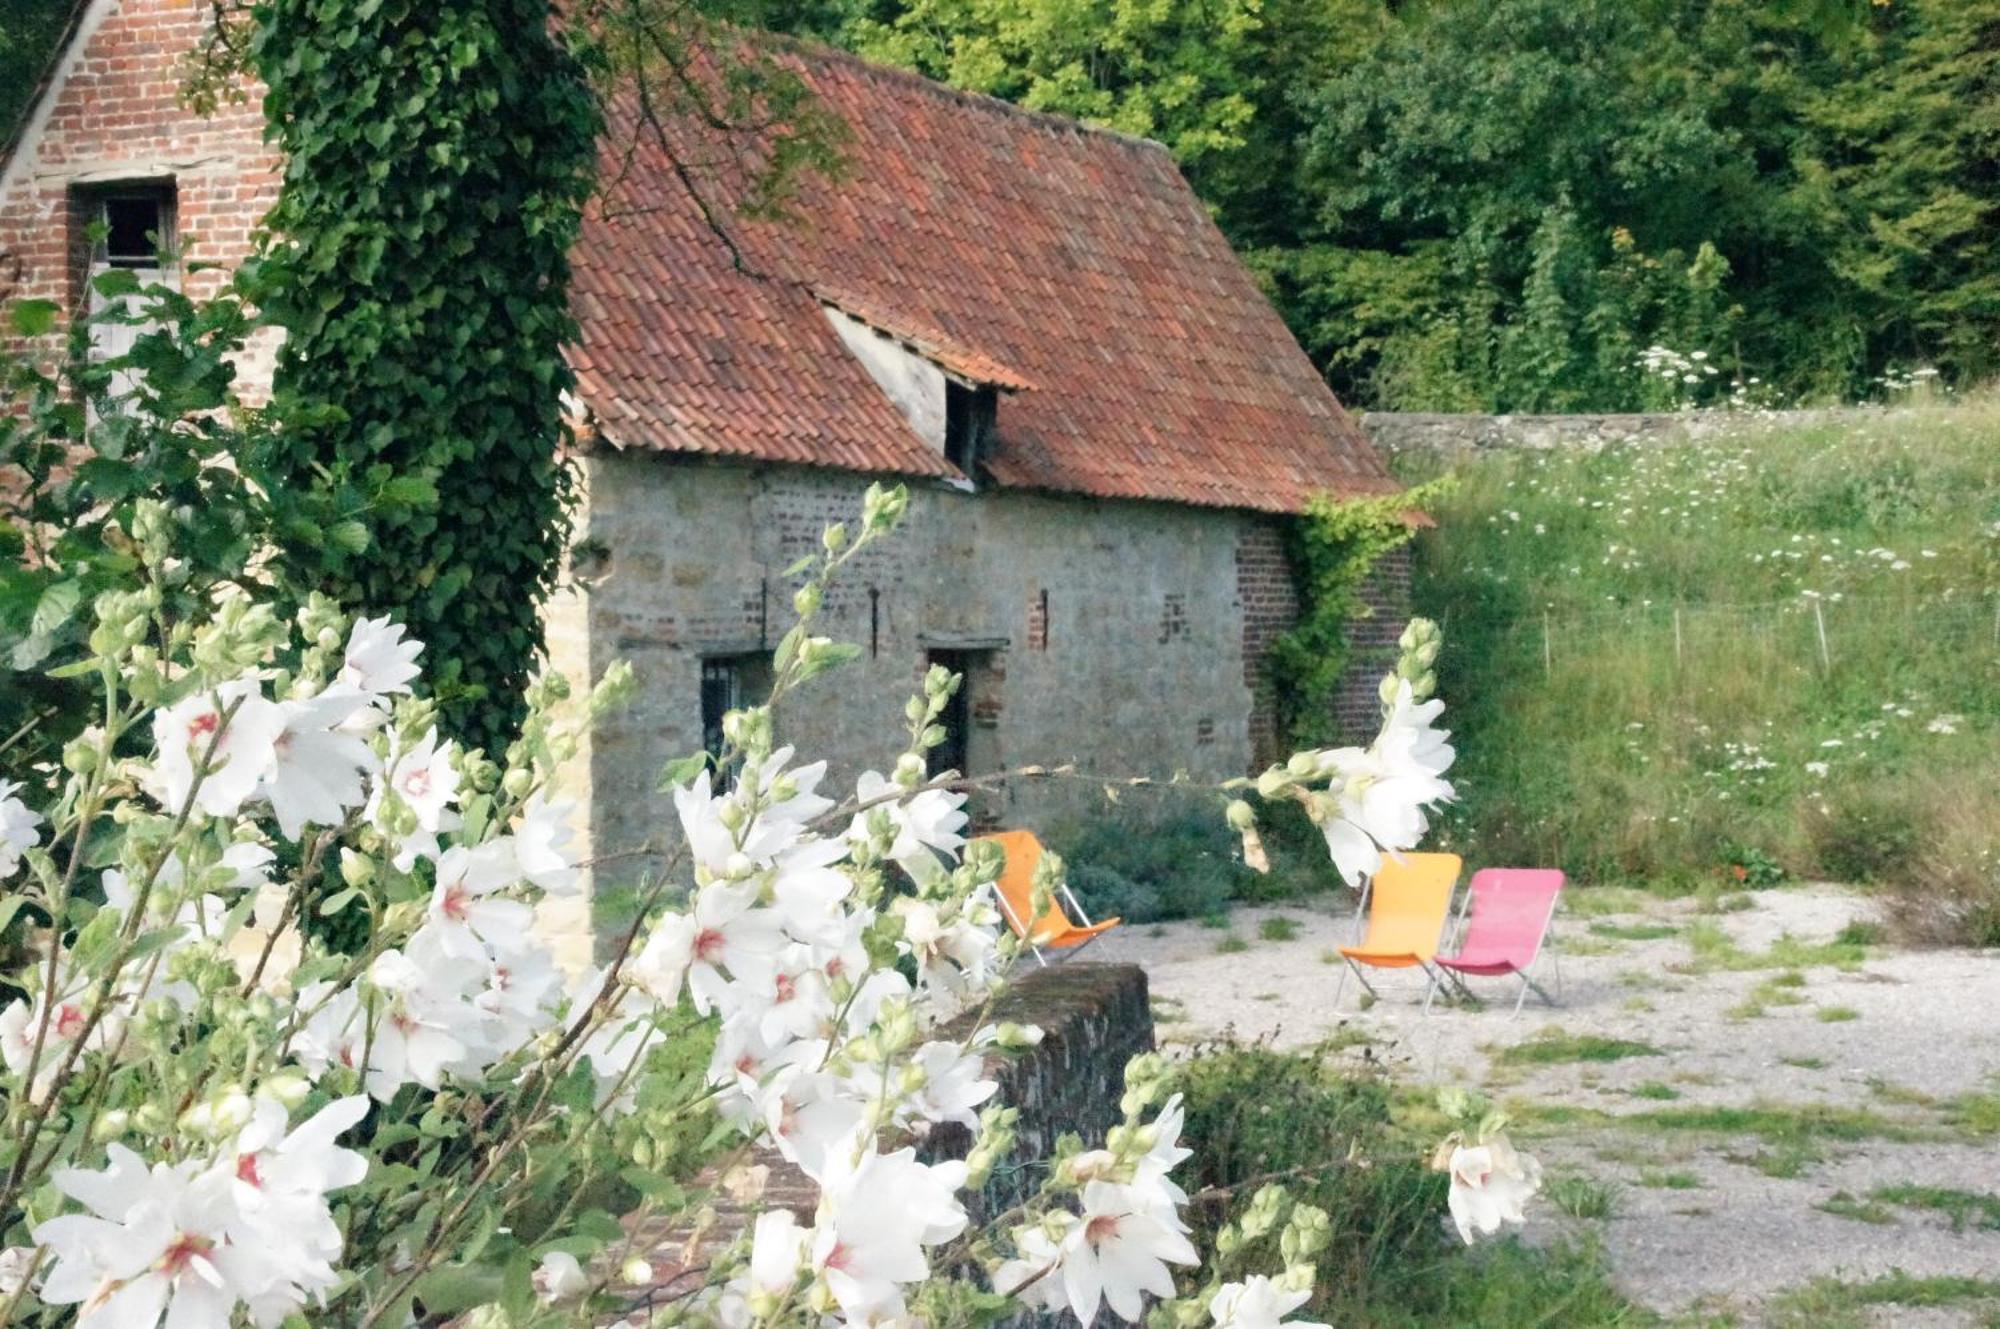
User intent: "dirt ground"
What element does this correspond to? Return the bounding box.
[1090,882,2000,1326]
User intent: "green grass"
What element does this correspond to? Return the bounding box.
[1636,1169,1702,1190]
[1216,934,1250,954]
[1406,404,2000,908]
[1766,1272,2000,1329]
[1818,1190,1897,1225]
[1589,920,1679,941]
[1257,916,1302,942]
[1546,1175,1619,1220]
[1495,1032,1665,1067]
[1629,1082,1680,1101]
[1781,1055,1828,1070]
[1948,1082,2000,1136]
[1816,1005,1859,1022]
[1678,920,1868,975]
[1872,1183,2000,1232]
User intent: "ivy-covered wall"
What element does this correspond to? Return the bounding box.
[252,0,601,752]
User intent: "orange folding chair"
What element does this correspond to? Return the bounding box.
[977,829,1121,965]
[1334,852,1462,1006]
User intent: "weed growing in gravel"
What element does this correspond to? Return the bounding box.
[1629,1082,1680,1101]
[1817,1191,1896,1225]
[1872,1184,2000,1232]
[1318,948,1340,965]
[1546,1175,1620,1220]
[1781,1055,1829,1070]
[1497,1032,1665,1066]
[1765,1272,2000,1329]
[1678,920,1867,974]
[1947,1081,2000,1136]
[1636,1170,1702,1190]
[1258,916,1302,942]
[1589,920,1679,941]
[1816,1005,1859,1022]
[1217,934,1250,954]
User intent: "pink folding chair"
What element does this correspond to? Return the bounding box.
[1426,868,1566,1016]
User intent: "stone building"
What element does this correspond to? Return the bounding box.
[1,1,1411,938]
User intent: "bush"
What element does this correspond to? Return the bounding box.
[1803,784,1925,884]
[1056,795,1341,923]
[1175,1042,1642,1324]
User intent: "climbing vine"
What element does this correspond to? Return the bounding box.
[250,0,602,753]
[1268,477,1454,747]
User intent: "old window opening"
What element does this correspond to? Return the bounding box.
[96,190,175,269]
[926,649,972,778]
[700,652,774,785]
[944,382,996,478]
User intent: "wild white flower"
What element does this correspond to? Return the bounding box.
[370,729,462,869]
[632,881,783,1014]
[0,1245,36,1298]
[673,750,833,875]
[259,691,376,838]
[1048,1179,1198,1323]
[357,948,474,1100]
[1210,1276,1329,1328]
[992,1220,1069,1315]
[811,1147,968,1320]
[336,615,422,703]
[848,769,967,878]
[902,1039,997,1132]
[513,793,581,895]
[427,840,533,964]
[1445,1135,1543,1244]
[533,1251,589,1304]
[0,778,42,880]
[146,679,287,820]
[763,1068,867,1180]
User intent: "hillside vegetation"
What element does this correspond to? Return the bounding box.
[1402,402,2000,939]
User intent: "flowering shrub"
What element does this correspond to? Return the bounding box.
[0,480,1500,1327]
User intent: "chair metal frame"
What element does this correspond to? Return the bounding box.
[992,871,1113,967]
[1332,873,1455,1007]
[1422,873,1566,1017]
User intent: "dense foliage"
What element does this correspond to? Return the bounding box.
[1402,404,2000,932]
[777,0,2000,411]
[250,0,601,753]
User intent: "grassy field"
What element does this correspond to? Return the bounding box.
[1398,400,1999,938]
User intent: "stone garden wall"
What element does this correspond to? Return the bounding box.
[1359,408,1848,457]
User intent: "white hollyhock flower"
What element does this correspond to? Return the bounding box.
[768,836,855,946]
[0,1245,36,1297]
[1134,1094,1193,1205]
[730,943,835,1046]
[360,948,473,1100]
[292,983,366,1085]
[1210,1275,1329,1328]
[514,793,581,895]
[1446,1136,1543,1244]
[1053,1180,1198,1323]
[901,1040,997,1132]
[762,1068,866,1181]
[632,882,783,1014]
[259,691,376,838]
[673,750,833,876]
[0,778,42,880]
[0,966,121,1103]
[34,1145,279,1329]
[427,840,533,964]
[146,679,287,820]
[847,770,967,878]
[212,1095,368,1320]
[811,1147,968,1319]
[533,1251,589,1304]
[336,615,422,703]
[370,729,462,869]
[573,987,666,1114]
[993,1219,1070,1315]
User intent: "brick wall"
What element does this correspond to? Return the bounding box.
[1235,518,1298,767]
[0,0,277,376]
[1333,544,1411,741]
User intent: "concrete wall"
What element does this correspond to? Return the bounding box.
[549,452,1337,910]
[1359,408,1848,457]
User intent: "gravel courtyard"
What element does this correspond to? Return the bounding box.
[1089,882,2000,1325]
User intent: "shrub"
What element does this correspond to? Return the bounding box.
[1053,802,1245,922]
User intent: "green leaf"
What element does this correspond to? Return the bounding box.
[9,299,58,337]
[317,887,360,917]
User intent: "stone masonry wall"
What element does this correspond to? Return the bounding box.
[554,453,1346,927]
[1359,408,1848,457]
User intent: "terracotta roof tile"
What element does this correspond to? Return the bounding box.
[568,40,1397,513]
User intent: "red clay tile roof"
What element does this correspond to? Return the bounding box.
[567,40,1399,514]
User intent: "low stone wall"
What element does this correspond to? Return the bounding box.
[628,963,1154,1320]
[1360,408,1848,457]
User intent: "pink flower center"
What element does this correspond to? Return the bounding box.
[237,1152,264,1188]
[1084,1214,1123,1248]
[53,1003,85,1041]
[693,928,726,963]
[156,1232,215,1278]
[773,973,796,1004]
[188,711,221,743]
[822,1241,852,1273]
[402,767,431,798]
[441,884,471,921]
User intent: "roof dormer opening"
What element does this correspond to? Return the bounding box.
[945,381,996,479]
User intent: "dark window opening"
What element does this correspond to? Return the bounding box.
[944,383,996,478]
[927,649,971,778]
[700,652,774,784]
[94,188,175,270]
